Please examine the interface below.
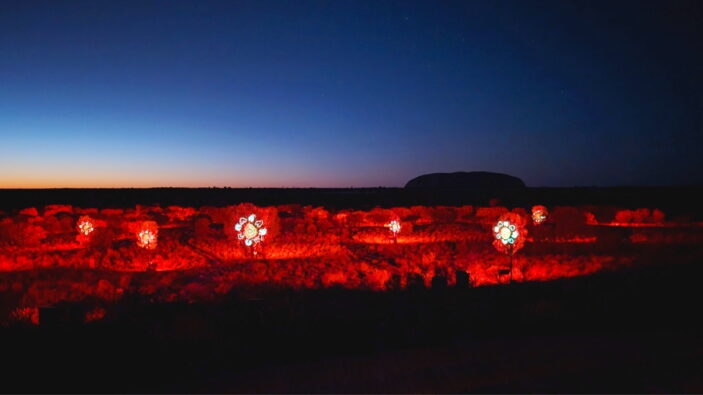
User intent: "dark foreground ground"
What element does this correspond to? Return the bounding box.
[2,257,702,393]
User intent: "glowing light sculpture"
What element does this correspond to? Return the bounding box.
[385,220,401,238]
[494,220,519,246]
[492,213,528,283]
[235,214,267,247]
[77,216,95,236]
[531,205,548,225]
[137,221,158,250]
[76,215,96,244]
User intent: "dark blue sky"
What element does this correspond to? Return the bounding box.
[1,0,701,187]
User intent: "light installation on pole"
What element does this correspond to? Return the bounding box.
[494,220,519,246]
[531,205,548,225]
[137,221,158,250]
[385,220,401,242]
[492,213,527,282]
[77,216,95,236]
[235,214,267,247]
[76,215,95,244]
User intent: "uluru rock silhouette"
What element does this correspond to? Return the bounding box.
[405,171,526,189]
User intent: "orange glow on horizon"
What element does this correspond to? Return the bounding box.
[0,166,401,188]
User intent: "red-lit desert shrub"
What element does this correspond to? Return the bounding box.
[204,206,234,227]
[194,216,213,238]
[551,206,588,237]
[408,206,434,225]
[629,228,703,244]
[0,218,13,245]
[397,220,414,236]
[84,307,107,323]
[303,207,335,235]
[2,221,47,246]
[521,254,632,282]
[20,278,112,306]
[10,307,39,325]
[18,207,39,217]
[614,209,635,223]
[357,262,392,290]
[278,204,305,218]
[389,206,412,220]
[197,206,221,221]
[165,206,197,222]
[43,216,63,234]
[276,217,300,241]
[120,208,138,221]
[88,227,117,249]
[56,213,74,232]
[74,208,98,216]
[428,206,458,223]
[456,205,475,222]
[306,206,330,221]
[95,279,122,300]
[584,212,597,225]
[344,210,367,227]
[652,209,665,223]
[180,282,214,301]
[614,208,665,224]
[146,211,169,225]
[580,205,617,223]
[332,210,350,225]
[364,208,395,227]
[100,208,124,216]
[474,206,509,224]
[43,205,74,217]
[321,271,349,288]
[512,207,529,219]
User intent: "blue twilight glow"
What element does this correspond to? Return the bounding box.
[1,0,701,187]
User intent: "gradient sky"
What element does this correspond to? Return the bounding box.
[1,0,702,188]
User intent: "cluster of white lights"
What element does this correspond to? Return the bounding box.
[78,220,94,236]
[494,220,519,245]
[385,220,401,235]
[138,229,157,249]
[235,214,267,246]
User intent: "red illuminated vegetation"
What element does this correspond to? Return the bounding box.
[1,203,702,324]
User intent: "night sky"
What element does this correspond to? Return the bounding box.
[1,0,701,188]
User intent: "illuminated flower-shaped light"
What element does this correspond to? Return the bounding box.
[385,220,401,236]
[77,216,95,236]
[492,212,527,255]
[76,215,97,245]
[531,205,548,225]
[234,213,267,247]
[136,221,158,249]
[494,221,519,245]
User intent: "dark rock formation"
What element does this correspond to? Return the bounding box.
[405,171,526,189]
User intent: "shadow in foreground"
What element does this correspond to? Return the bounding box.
[1,257,702,393]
